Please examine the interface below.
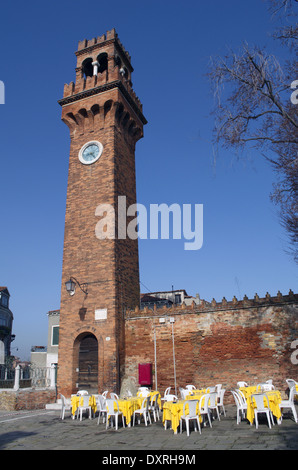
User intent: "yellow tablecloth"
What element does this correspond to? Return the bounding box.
[116,397,140,425]
[71,395,97,416]
[116,392,161,425]
[136,391,161,409]
[239,387,282,424]
[162,399,204,433]
[239,386,258,399]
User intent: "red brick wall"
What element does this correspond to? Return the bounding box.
[124,292,298,400]
[0,389,56,411]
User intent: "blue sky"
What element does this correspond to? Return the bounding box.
[0,0,296,360]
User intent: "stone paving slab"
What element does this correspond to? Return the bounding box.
[0,405,297,452]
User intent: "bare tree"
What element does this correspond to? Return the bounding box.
[208,0,297,262]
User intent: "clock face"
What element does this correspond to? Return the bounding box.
[79,141,103,165]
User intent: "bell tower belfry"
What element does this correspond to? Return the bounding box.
[57,29,147,396]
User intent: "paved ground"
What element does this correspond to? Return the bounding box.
[0,404,297,452]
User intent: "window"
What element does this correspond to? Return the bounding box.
[0,294,8,308]
[52,326,59,346]
[175,294,181,304]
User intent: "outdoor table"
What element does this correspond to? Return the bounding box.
[136,390,161,408]
[71,394,97,417]
[162,398,204,434]
[117,397,140,426]
[239,386,282,424]
[238,385,258,399]
[117,392,161,426]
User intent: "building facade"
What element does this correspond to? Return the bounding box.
[30,310,59,369]
[46,310,59,368]
[0,287,14,364]
[141,290,202,309]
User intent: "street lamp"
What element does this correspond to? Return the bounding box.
[65,277,88,296]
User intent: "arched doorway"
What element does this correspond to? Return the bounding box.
[77,333,98,393]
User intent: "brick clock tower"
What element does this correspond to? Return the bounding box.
[57,29,146,396]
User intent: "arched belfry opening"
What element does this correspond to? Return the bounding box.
[96,52,108,73]
[82,58,93,78]
[75,333,98,393]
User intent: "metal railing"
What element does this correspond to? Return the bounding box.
[0,364,15,388]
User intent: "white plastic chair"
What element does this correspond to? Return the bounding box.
[217,389,226,416]
[286,379,298,393]
[231,390,247,424]
[208,391,220,421]
[164,394,178,402]
[179,400,201,436]
[133,396,152,426]
[256,383,275,392]
[280,386,298,423]
[102,390,109,398]
[251,393,274,429]
[264,383,275,391]
[149,392,160,422]
[59,394,71,420]
[237,381,248,388]
[110,392,119,399]
[199,393,212,428]
[185,385,196,391]
[96,395,107,424]
[237,389,248,417]
[138,387,150,397]
[106,399,125,430]
[161,387,171,402]
[179,387,188,400]
[215,384,222,404]
[77,395,92,421]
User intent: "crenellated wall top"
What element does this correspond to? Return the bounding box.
[126,290,298,319]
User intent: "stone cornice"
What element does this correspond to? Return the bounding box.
[58,80,147,125]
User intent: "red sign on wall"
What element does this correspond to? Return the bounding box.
[138,363,152,386]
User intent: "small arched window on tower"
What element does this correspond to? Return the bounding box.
[96,53,108,74]
[82,58,93,78]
